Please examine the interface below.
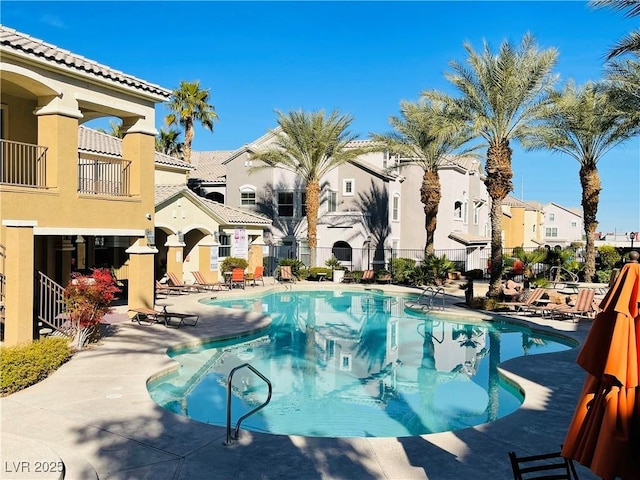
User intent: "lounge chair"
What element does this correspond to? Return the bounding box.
[128,307,199,328]
[193,271,226,291]
[245,265,265,286]
[278,265,296,283]
[360,270,375,283]
[167,272,205,293]
[230,268,246,289]
[508,450,579,479]
[496,287,546,313]
[341,271,354,283]
[548,288,597,321]
[377,273,392,284]
[155,280,189,296]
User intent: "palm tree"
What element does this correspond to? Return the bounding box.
[591,0,640,59]
[97,120,124,138]
[425,34,558,297]
[165,80,217,164]
[155,127,184,157]
[522,80,640,281]
[371,98,475,256]
[249,109,370,267]
[606,58,640,123]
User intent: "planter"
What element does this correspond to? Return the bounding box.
[332,269,345,283]
[448,271,461,281]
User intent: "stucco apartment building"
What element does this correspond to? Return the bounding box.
[189,130,492,272]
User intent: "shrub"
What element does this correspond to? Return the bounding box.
[221,257,249,272]
[0,337,72,396]
[308,267,332,280]
[277,258,305,279]
[467,296,499,310]
[597,245,621,270]
[391,258,417,285]
[420,254,455,285]
[324,256,343,270]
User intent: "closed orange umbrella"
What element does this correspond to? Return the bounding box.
[562,253,640,480]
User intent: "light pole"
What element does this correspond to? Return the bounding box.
[631,232,636,249]
[366,235,372,270]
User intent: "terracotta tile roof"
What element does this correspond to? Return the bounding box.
[503,194,542,211]
[78,126,192,170]
[155,185,271,226]
[190,150,230,182]
[0,25,171,98]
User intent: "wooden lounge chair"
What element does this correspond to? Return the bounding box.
[341,271,354,283]
[360,270,375,283]
[496,287,546,313]
[167,272,205,293]
[230,268,246,289]
[508,450,579,479]
[245,265,265,286]
[377,273,392,284]
[278,265,296,283]
[192,271,226,291]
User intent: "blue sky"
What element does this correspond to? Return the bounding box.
[3,1,639,235]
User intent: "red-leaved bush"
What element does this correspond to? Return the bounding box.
[64,268,120,349]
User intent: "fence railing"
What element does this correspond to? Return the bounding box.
[0,139,48,188]
[78,154,131,196]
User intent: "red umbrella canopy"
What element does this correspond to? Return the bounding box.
[563,256,640,480]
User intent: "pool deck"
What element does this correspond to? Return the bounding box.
[0,279,600,480]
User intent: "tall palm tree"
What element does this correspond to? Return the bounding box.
[371,98,475,256]
[249,109,370,268]
[165,80,217,164]
[606,58,640,123]
[425,34,558,297]
[591,0,640,59]
[522,80,640,281]
[155,127,184,158]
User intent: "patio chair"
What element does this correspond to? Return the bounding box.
[129,307,164,325]
[167,271,205,293]
[341,271,354,283]
[278,265,296,283]
[230,268,246,289]
[155,280,189,296]
[508,450,579,479]
[245,265,265,286]
[360,270,375,283]
[377,273,392,284]
[548,288,597,321]
[193,271,226,291]
[128,307,199,328]
[495,287,546,313]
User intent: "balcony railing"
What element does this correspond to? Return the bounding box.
[78,153,131,196]
[0,139,48,188]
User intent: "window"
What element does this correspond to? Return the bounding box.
[571,221,577,228]
[0,104,7,139]
[219,233,231,257]
[548,213,555,222]
[301,191,307,217]
[277,191,294,217]
[343,179,354,196]
[454,201,463,219]
[239,185,256,205]
[546,227,558,238]
[383,150,389,169]
[328,190,337,213]
[392,194,400,221]
[340,354,352,371]
[473,203,480,225]
[463,200,469,224]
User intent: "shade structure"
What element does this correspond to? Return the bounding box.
[562,255,640,480]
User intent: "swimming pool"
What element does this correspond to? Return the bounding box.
[148,289,574,438]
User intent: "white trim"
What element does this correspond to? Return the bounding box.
[33,227,144,236]
[342,179,354,196]
[125,245,158,254]
[2,219,38,227]
[239,184,256,192]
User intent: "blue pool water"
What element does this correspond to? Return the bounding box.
[148,290,574,438]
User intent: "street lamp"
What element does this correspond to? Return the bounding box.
[631,231,636,249]
[366,235,372,270]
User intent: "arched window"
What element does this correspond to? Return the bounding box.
[205,191,225,203]
[332,241,352,263]
[454,201,463,219]
[392,194,400,221]
[239,184,256,206]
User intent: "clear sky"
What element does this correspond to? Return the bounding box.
[3,1,639,235]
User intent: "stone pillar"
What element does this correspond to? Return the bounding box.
[198,235,220,283]
[2,221,36,346]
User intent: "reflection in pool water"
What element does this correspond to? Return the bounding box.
[148,290,574,437]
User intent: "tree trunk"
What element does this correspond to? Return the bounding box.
[183,118,194,165]
[421,169,441,257]
[484,139,513,298]
[306,180,320,268]
[580,161,601,282]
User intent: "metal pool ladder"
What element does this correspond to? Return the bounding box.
[416,286,446,310]
[224,363,272,445]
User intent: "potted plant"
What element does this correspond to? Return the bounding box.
[325,256,345,283]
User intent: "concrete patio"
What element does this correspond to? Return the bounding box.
[0,279,599,479]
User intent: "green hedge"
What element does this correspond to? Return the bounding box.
[0,337,72,396]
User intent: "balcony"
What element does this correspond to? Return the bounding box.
[0,139,48,188]
[78,153,131,196]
